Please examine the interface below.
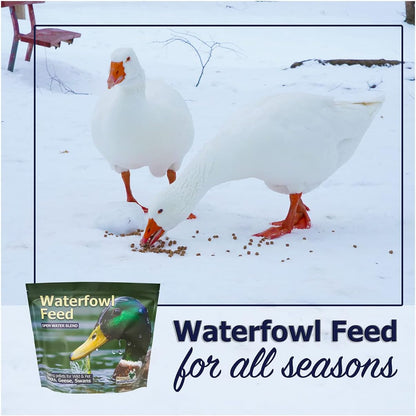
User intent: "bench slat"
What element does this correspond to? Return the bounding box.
[21,29,81,48]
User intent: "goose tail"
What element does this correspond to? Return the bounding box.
[336,95,384,119]
[351,96,385,117]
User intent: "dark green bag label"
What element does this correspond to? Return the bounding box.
[26,282,160,393]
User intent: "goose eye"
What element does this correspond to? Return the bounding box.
[158,209,163,214]
[126,56,131,62]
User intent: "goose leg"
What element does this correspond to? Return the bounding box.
[271,198,310,229]
[254,193,311,239]
[167,169,196,219]
[121,170,148,213]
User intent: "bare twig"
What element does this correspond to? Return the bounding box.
[156,30,242,87]
[44,52,89,95]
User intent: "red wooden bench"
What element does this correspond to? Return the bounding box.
[1,1,81,71]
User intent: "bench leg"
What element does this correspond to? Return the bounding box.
[8,36,19,72]
[25,43,34,62]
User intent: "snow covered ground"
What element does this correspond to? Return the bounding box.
[1,1,414,306]
[1,2,415,415]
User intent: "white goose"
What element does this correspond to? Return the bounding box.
[92,48,194,213]
[140,92,383,246]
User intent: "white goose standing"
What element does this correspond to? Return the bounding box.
[140,92,383,246]
[92,48,194,213]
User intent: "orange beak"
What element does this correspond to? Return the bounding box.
[140,218,165,247]
[107,61,126,89]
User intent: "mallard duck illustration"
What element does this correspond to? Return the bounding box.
[70,296,152,384]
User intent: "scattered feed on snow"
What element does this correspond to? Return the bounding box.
[132,239,188,257]
[103,228,395,263]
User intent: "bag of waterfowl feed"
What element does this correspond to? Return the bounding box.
[26,282,160,393]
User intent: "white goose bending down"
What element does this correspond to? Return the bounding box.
[92,48,194,213]
[140,92,383,246]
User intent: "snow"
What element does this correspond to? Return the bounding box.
[94,202,147,235]
[3,2,413,306]
[1,1,415,414]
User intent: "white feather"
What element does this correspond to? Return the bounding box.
[149,92,383,232]
[92,48,194,178]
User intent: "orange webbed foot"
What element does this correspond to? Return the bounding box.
[293,214,311,230]
[271,213,311,230]
[127,197,148,213]
[254,226,293,239]
[255,193,311,239]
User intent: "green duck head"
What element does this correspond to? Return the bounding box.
[70,296,151,363]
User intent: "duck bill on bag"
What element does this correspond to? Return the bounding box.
[140,218,165,247]
[70,324,109,361]
[107,61,126,89]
